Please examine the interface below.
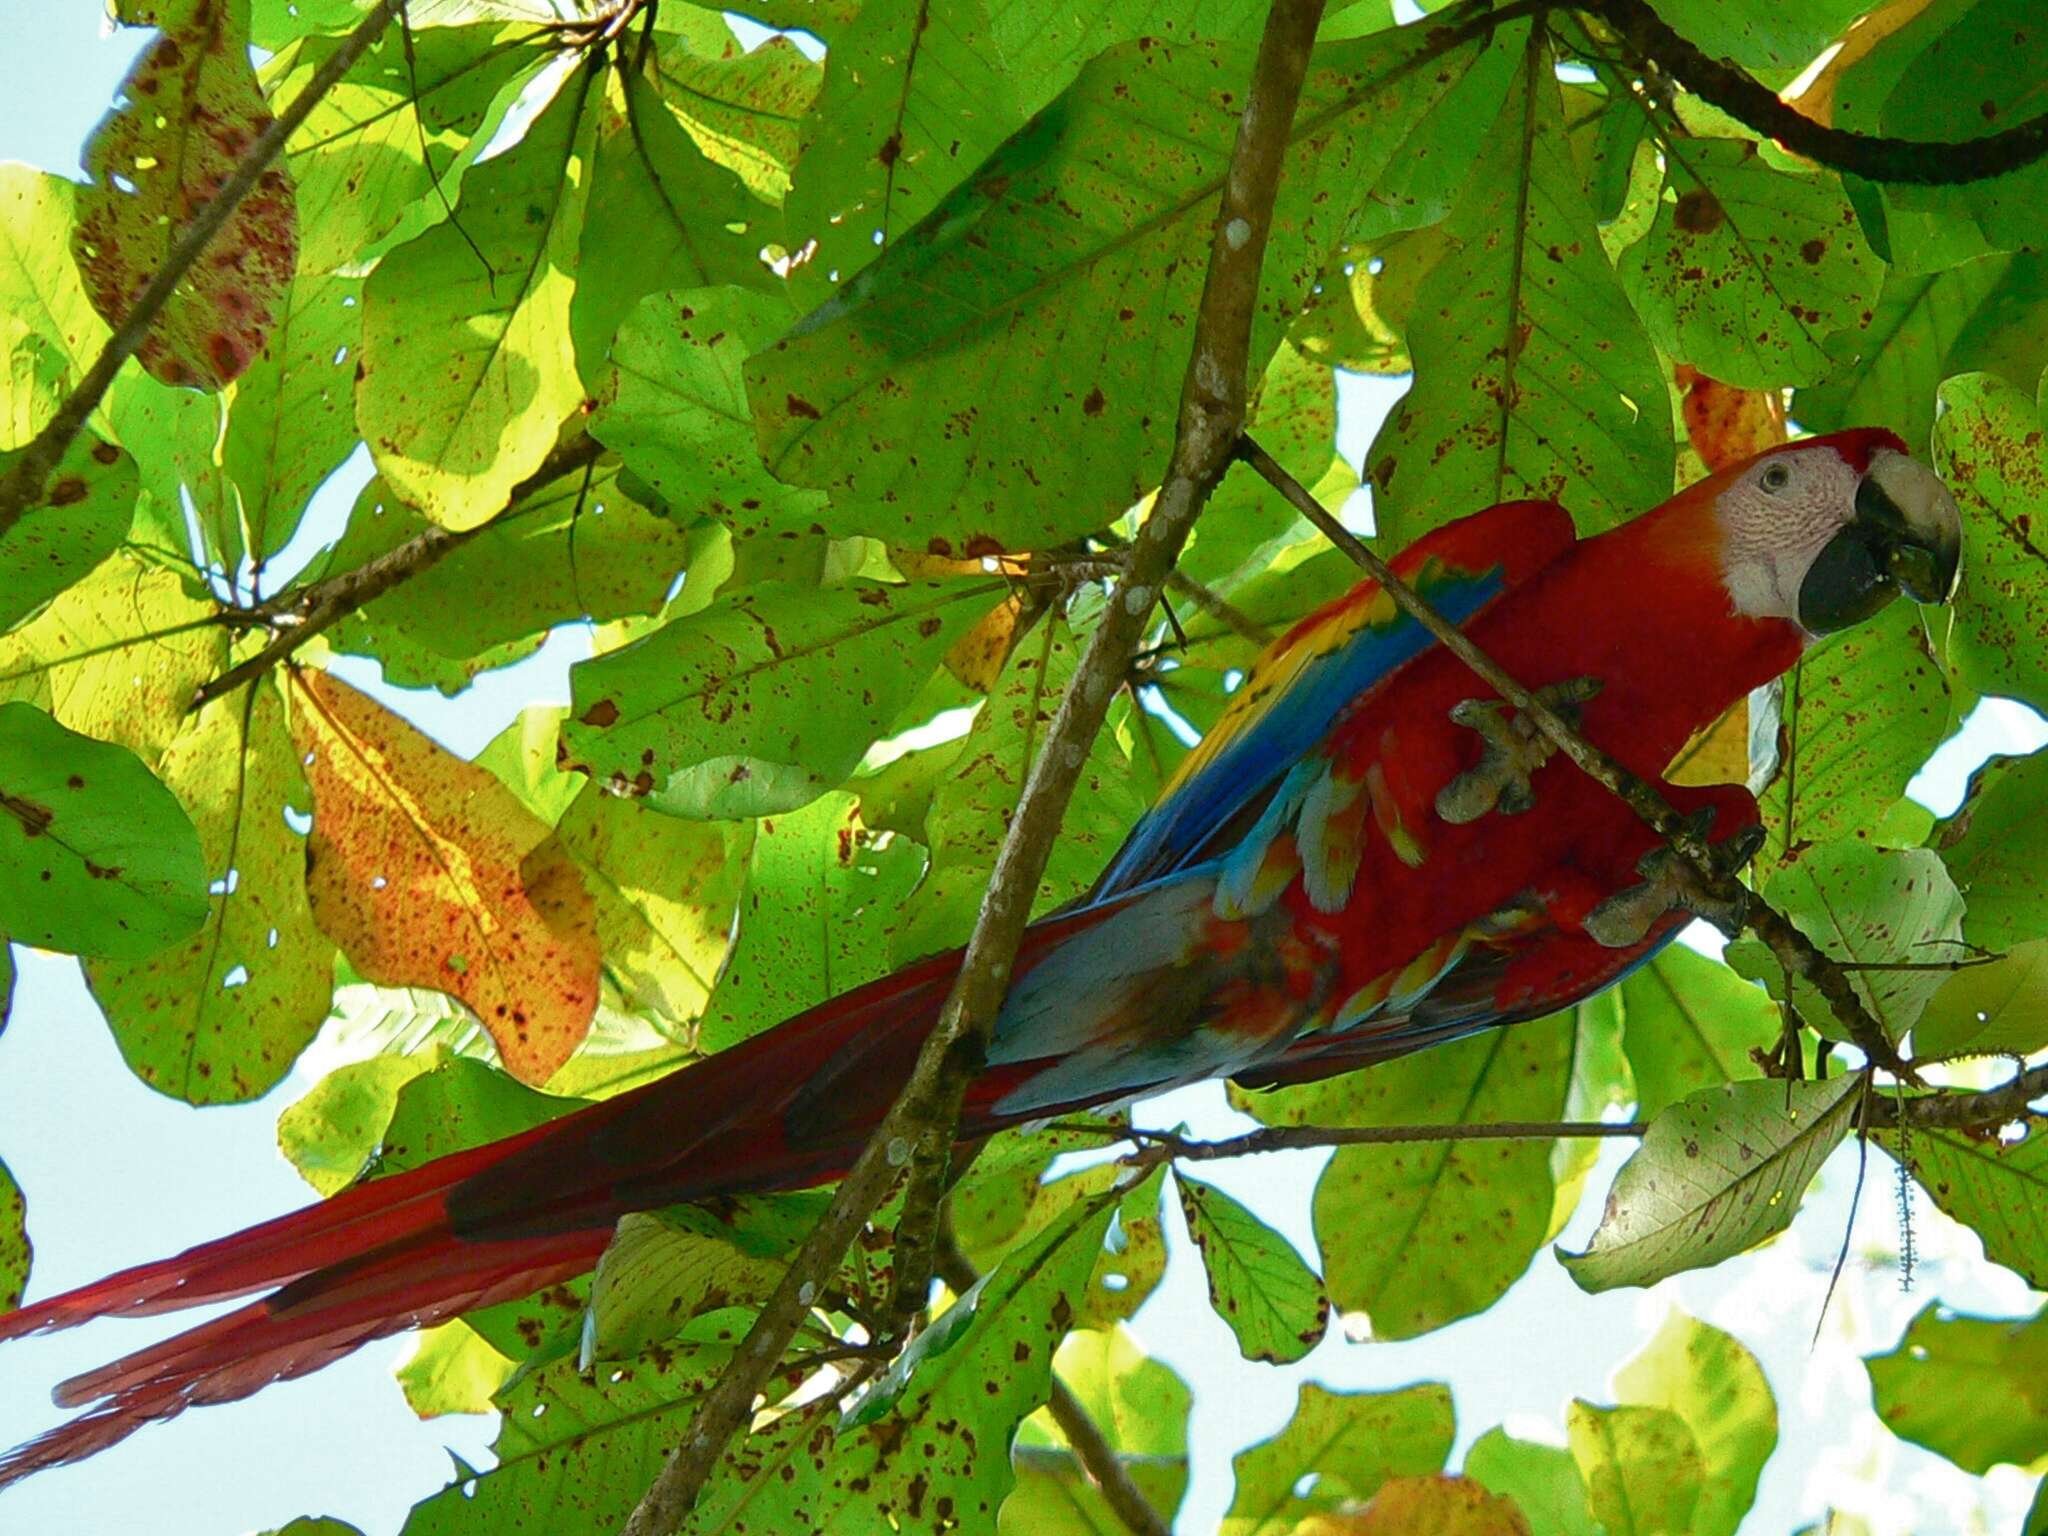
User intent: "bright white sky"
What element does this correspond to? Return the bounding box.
[1,10,2044,1535]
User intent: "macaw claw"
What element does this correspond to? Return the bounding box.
[1583,815,1767,948]
[1435,676,1603,825]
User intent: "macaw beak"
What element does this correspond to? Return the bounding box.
[1797,449,1962,634]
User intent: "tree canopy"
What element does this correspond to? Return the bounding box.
[2,0,2047,1531]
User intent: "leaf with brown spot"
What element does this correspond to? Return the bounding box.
[0,1155,27,1312]
[1177,1172,1329,1364]
[85,677,336,1105]
[1305,1475,1532,1536]
[1223,1382,1455,1536]
[75,0,298,388]
[0,423,137,635]
[288,669,600,1084]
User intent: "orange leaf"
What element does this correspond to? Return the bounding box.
[1674,363,1787,473]
[290,670,599,1084]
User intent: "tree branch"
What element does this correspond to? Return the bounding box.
[187,433,604,713]
[1867,1062,2048,1132]
[617,4,1329,1530]
[1576,0,2048,186]
[0,0,405,538]
[1236,435,1915,1080]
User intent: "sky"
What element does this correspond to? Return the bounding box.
[1,8,2045,1535]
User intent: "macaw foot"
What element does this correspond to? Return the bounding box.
[1435,676,1603,825]
[1583,814,1768,948]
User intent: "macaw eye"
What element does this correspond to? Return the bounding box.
[1760,462,1792,493]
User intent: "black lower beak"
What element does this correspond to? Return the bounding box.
[1797,465,1962,634]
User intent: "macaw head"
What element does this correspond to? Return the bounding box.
[1705,428,1962,636]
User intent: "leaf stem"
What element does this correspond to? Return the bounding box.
[617,3,1330,1529]
[0,0,406,538]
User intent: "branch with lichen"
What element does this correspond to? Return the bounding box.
[617,3,1331,1530]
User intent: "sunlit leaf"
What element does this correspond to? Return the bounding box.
[563,578,1000,819]
[290,669,602,1083]
[85,677,336,1103]
[1310,1475,1533,1535]
[1642,0,1871,81]
[1222,1382,1454,1536]
[586,1203,803,1360]
[1562,1076,1860,1292]
[1865,1302,2048,1474]
[1567,1400,1704,1536]
[0,430,135,634]
[0,700,207,958]
[645,10,819,204]
[1935,748,2048,951]
[1463,1429,1600,1536]
[1176,1171,1328,1364]
[1613,1311,1776,1536]
[1913,940,2048,1059]
[396,1319,514,1419]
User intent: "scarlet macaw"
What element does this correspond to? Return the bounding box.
[0,428,1960,1485]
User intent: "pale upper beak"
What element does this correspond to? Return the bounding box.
[1796,449,1963,634]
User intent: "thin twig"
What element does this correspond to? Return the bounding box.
[935,1234,1170,1536]
[617,5,1329,1529]
[1047,1118,1651,1160]
[187,433,604,712]
[0,0,406,536]
[1578,0,2048,186]
[1236,434,1914,1081]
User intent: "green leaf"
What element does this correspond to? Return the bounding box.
[396,1319,515,1419]
[1005,1326,1191,1535]
[1876,0,2048,258]
[0,429,136,634]
[216,269,364,564]
[379,1055,581,1177]
[1176,1172,1329,1364]
[1619,945,1781,1121]
[1222,1381,1454,1536]
[644,12,820,204]
[0,701,207,958]
[950,1116,1129,1271]
[1366,30,1672,546]
[84,678,337,1103]
[0,166,112,376]
[1791,254,2009,453]
[268,24,542,275]
[1561,1076,1860,1292]
[749,18,1502,553]
[321,460,699,693]
[562,578,1000,819]
[2030,1475,2048,1536]
[1914,939,2048,1059]
[262,1521,368,1536]
[592,285,828,539]
[279,1046,449,1196]
[570,64,776,380]
[1931,372,2048,713]
[1935,749,2048,950]
[1566,1400,1704,1536]
[1758,602,1955,869]
[76,0,296,388]
[401,1318,741,1535]
[1245,1014,1571,1341]
[0,1154,26,1310]
[1613,1311,1777,1536]
[1463,1430,1600,1536]
[684,1195,1116,1535]
[1865,1302,2048,1473]
[0,556,228,766]
[1619,137,1880,388]
[1748,843,1966,1043]
[1887,1123,2048,1289]
[696,792,926,1052]
[586,1203,801,1359]
[358,66,596,529]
